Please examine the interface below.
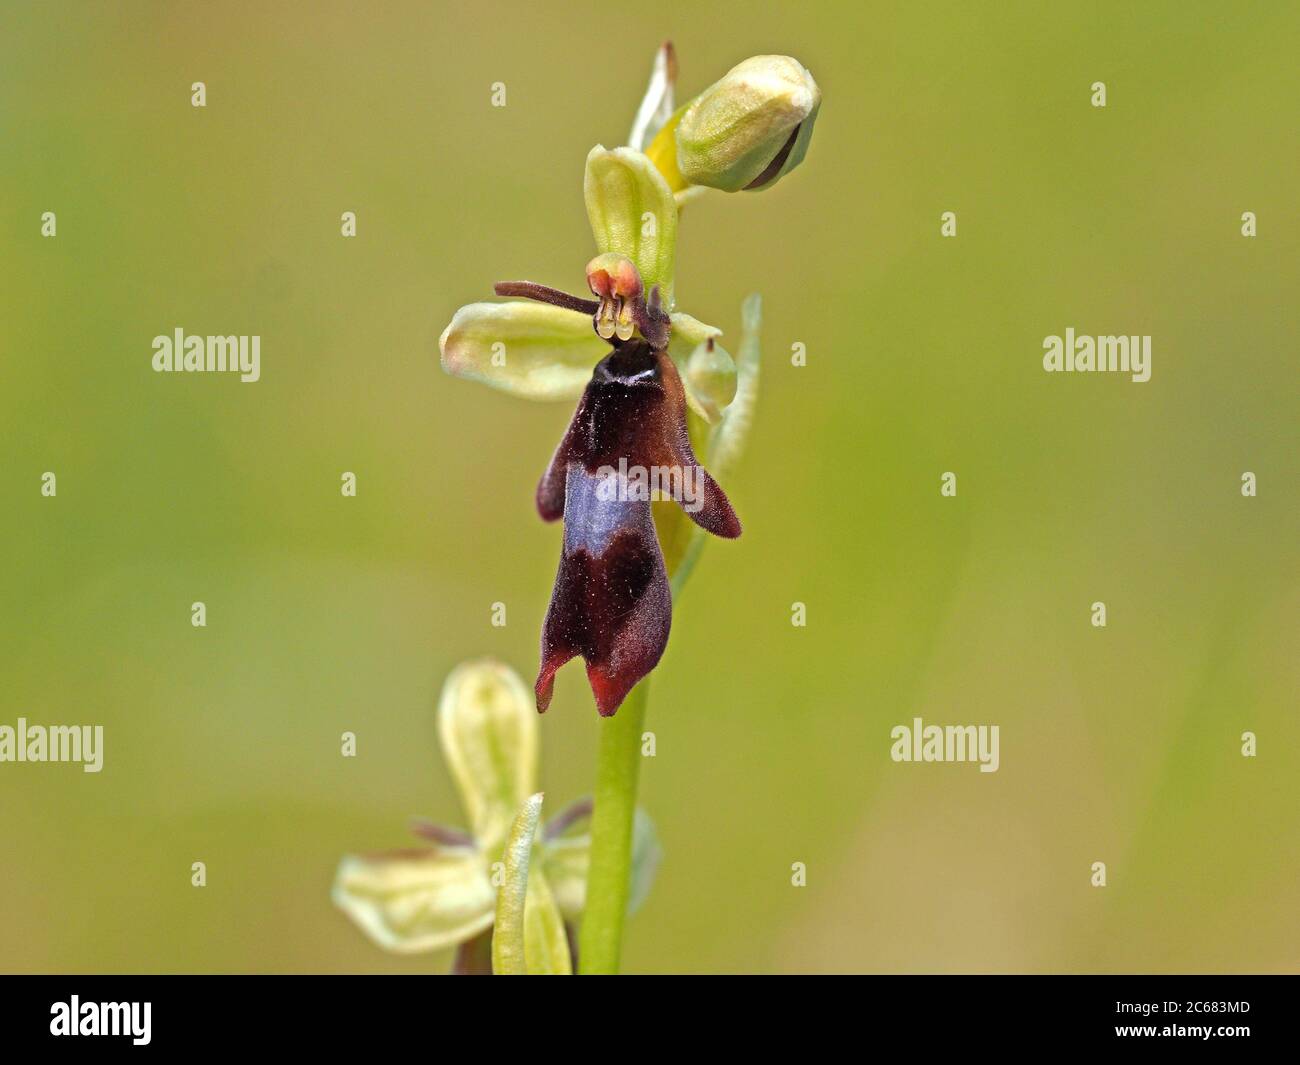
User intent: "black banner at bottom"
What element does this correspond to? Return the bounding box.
[0,974,1291,1051]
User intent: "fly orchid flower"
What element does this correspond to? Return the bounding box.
[438,43,818,717]
[332,659,661,973]
[491,254,743,716]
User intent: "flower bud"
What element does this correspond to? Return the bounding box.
[675,55,820,192]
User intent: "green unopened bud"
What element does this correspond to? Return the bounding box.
[675,55,820,192]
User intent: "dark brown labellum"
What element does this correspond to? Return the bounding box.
[535,339,740,716]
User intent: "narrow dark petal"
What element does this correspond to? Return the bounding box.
[535,395,587,521]
[451,928,494,975]
[493,280,599,316]
[408,819,475,848]
[543,796,595,840]
[535,339,740,715]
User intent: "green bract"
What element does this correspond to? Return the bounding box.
[665,293,763,591]
[704,292,763,478]
[491,792,572,975]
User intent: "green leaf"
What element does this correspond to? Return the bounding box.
[667,312,736,424]
[541,802,662,921]
[439,301,605,401]
[331,846,495,954]
[585,145,678,309]
[491,793,572,975]
[437,659,539,854]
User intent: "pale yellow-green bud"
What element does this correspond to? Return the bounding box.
[675,55,821,192]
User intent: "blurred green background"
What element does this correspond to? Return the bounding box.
[2,1,1296,974]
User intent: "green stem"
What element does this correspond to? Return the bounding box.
[578,680,649,974]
